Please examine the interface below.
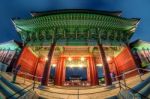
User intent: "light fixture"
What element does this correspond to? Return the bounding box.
[81,57,85,61]
[45,57,48,61]
[79,64,83,68]
[52,64,56,67]
[68,57,72,61]
[96,64,103,67]
[70,65,73,68]
[107,57,111,62]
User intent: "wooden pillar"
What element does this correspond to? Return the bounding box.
[55,58,59,85]
[88,56,99,86]
[89,57,94,85]
[54,57,66,86]
[62,58,66,85]
[41,41,56,86]
[87,58,91,83]
[54,57,61,85]
[60,58,65,86]
[57,58,63,85]
[97,42,112,86]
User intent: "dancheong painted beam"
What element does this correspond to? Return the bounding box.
[13,9,140,46]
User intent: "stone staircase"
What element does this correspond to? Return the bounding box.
[108,76,150,99]
[1,69,150,99]
[0,74,39,99]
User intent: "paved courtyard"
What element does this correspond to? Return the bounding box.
[1,71,150,99]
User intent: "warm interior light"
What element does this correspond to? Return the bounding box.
[107,57,111,61]
[70,65,73,68]
[79,64,83,68]
[96,64,103,67]
[67,64,86,68]
[81,57,85,61]
[45,57,48,61]
[68,57,72,61]
[52,64,56,67]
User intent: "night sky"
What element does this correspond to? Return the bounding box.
[0,0,150,43]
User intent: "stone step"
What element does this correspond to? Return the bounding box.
[1,76,26,95]
[0,90,6,99]
[106,96,118,99]
[0,78,19,99]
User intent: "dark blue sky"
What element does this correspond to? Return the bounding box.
[0,0,150,43]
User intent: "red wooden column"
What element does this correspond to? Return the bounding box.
[92,56,99,85]
[54,57,66,86]
[88,57,94,85]
[54,57,61,85]
[59,57,66,85]
[88,56,99,86]
[58,57,63,85]
[41,41,56,86]
[61,57,66,85]
[87,58,91,83]
[97,42,112,86]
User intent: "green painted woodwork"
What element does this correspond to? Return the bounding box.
[13,9,140,46]
[0,40,21,51]
[131,40,150,67]
[131,40,150,51]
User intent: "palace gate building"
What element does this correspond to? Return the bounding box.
[12,9,140,86]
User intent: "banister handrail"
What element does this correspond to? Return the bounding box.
[111,68,150,92]
[119,81,150,99]
[12,68,43,79]
[16,84,35,99]
[115,68,150,99]
[112,68,150,80]
[1,70,40,98]
[7,83,34,99]
[12,67,149,81]
[18,71,43,79]
[124,68,138,75]
[138,68,150,72]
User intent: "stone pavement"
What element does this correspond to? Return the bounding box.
[1,72,150,99]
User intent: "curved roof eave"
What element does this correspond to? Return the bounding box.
[30,9,122,17]
[0,40,22,50]
[130,39,150,46]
